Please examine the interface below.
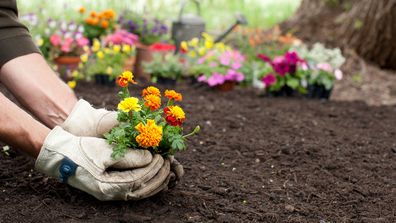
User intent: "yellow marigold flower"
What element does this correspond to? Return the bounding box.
[205,40,213,49]
[144,94,161,111]
[122,44,131,53]
[189,38,199,47]
[71,70,79,78]
[165,89,182,101]
[198,47,206,56]
[113,45,121,53]
[180,41,188,52]
[106,67,113,75]
[142,86,161,97]
[121,71,134,82]
[135,119,163,148]
[80,54,88,63]
[67,80,76,89]
[118,97,141,112]
[92,39,101,52]
[96,51,104,59]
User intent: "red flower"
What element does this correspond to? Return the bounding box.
[164,106,185,126]
[149,43,176,52]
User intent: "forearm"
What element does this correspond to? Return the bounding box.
[0,92,50,157]
[0,53,78,128]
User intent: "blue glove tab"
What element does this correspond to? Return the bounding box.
[59,157,78,183]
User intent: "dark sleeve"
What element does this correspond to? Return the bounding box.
[0,0,40,68]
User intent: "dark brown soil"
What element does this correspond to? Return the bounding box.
[0,81,395,223]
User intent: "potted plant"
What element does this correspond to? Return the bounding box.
[79,8,117,42]
[143,53,184,86]
[257,51,307,96]
[104,29,139,71]
[48,22,89,81]
[120,13,169,78]
[79,39,135,86]
[290,43,345,99]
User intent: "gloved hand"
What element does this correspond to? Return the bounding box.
[35,126,171,201]
[61,99,185,183]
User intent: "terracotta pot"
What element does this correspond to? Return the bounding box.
[134,44,153,81]
[215,81,236,92]
[123,56,136,71]
[54,56,81,81]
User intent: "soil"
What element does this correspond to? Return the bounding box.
[0,81,395,223]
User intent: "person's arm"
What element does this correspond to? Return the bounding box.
[0,92,50,157]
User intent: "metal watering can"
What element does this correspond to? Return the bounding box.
[171,0,248,52]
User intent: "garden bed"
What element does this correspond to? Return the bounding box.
[0,82,395,222]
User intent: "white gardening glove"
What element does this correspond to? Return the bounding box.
[35,126,171,201]
[61,99,118,138]
[62,99,185,182]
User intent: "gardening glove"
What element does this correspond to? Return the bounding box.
[62,99,185,182]
[35,126,171,201]
[61,99,118,138]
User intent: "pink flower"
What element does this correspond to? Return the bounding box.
[301,62,309,71]
[262,73,276,87]
[197,75,207,82]
[105,30,139,45]
[317,62,333,73]
[50,34,61,46]
[257,54,271,63]
[225,69,244,82]
[334,69,343,80]
[61,43,71,53]
[76,37,89,47]
[207,72,225,87]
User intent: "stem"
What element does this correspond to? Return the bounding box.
[183,125,200,138]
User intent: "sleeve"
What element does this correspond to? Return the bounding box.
[0,0,40,68]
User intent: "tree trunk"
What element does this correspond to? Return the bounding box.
[283,0,396,69]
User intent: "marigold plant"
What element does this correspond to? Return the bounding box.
[105,71,199,158]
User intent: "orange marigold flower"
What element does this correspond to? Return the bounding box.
[116,71,136,87]
[103,9,116,19]
[78,7,86,14]
[164,105,185,126]
[142,86,161,97]
[101,20,109,28]
[84,17,95,25]
[144,94,161,111]
[164,90,182,101]
[90,11,97,17]
[135,119,163,148]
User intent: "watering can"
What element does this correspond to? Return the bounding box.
[172,0,248,53]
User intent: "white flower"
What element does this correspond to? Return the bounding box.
[334,69,343,80]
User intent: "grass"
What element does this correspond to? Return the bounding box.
[17,0,301,31]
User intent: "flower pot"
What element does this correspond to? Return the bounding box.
[123,56,136,71]
[134,44,153,81]
[215,81,236,92]
[94,73,115,87]
[156,77,177,86]
[307,84,332,99]
[268,86,297,97]
[54,56,81,81]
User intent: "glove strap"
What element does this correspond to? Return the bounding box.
[59,157,78,183]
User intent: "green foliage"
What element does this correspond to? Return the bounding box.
[143,53,184,81]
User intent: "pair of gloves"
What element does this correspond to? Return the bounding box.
[35,100,184,201]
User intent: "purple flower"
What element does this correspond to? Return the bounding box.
[262,73,276,86]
